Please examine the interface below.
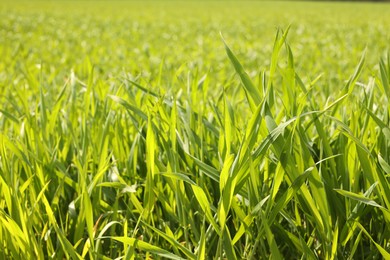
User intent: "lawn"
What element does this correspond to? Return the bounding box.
[1,0,390,258]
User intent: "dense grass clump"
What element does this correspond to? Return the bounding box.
[1,1,390,259]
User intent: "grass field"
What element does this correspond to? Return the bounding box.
[1,1,390,259]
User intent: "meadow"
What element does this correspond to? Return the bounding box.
[1,0,390,258]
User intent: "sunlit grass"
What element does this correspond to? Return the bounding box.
[1,1,390,259]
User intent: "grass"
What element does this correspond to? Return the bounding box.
[1,0,390,259]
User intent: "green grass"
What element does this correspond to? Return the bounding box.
[1,1,390,259]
